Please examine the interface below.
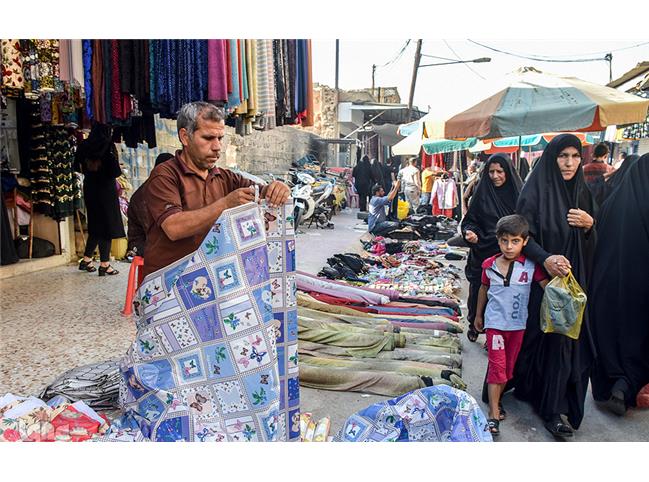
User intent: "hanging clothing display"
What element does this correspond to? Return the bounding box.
[431,176,457,217]
[1,39,24,94]
[115,201,300,442]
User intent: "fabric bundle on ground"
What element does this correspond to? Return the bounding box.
[333,385,492,442]
[110,202,299,442]
[299,356,465,396]
[39,360,121,411]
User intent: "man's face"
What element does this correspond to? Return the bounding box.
[179,116,225,171]
[377,188,385,197]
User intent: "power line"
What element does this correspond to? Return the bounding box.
[377,39,411,68]
[469,39,649,59]
[443,39,487,80]
[467,39,612,63]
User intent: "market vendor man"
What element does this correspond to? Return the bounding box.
[142,101,291,277]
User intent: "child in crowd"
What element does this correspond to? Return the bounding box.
[474,214,548,437]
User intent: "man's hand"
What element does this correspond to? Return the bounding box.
[465,230,479,244]
[224,186,257,209]
[262,181,291,208]
[567,208,594,230]
[474,316,484,332]
[544,254,571,278]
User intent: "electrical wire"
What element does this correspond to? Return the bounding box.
[468,39,649,60]
[377,39,411,68]
[442,39,487,80]
[467,39,629,63]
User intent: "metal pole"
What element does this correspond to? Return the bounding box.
[372,64,376,98]
[335,40,340,91]
[606,53,613,83]
[407,39,423,122]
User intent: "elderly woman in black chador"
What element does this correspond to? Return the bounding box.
[512,134,597,439]
[589,153,649,416]
[461,154,522,343]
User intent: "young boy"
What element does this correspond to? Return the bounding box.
[474,214,548,437]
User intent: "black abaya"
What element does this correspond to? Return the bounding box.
[75,125,125,240]
[461,154,522,282]
[461,154,522,333]
[590,153,649,407]
[513,134,597,429]
[589,154,640,208]
[352,158,372,211]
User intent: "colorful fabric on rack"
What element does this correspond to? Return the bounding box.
[1,39,24,92]
[35,39,59,92]
[207,39,228,102]
[334,385,492,442]
[255,39,276,129]
[226,40,241,108]
[117,201,299,441]
[82,40,93,119]
[20,40,39,95]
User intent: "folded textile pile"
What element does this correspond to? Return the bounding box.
[0,393,110,442]
[39,360,121,411]
[333,385,492,442]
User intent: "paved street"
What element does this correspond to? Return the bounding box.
[0,207,647,441]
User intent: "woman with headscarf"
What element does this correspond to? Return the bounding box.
[352,155,372,212]
[588,154,640,207]
[590,153,649,415]
[461,154,522,342]
[74,123,125,276]
[513,134,597,439]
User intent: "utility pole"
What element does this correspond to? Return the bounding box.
[335,40,340,91]
[605,53,613,83]
[371,64,376,98]
[407,39,422,122]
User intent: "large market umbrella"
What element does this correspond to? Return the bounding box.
[444,67,649,139]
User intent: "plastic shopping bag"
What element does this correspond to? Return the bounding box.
[397,200,410,220]
[540,271,587,340]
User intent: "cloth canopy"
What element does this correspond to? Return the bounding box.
[445,67,649,139]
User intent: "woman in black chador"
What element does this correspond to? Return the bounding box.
[74,124,125,276]
[513,134,597,439]
[352,155,372,212]
[589,153,649,415]
[461,154,522,342]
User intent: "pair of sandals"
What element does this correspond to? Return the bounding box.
[79,259,119,276]
[487,403,507,437]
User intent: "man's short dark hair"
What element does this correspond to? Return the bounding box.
[372,183,384,195]
[496,214,529,239]
[594,142,609,158]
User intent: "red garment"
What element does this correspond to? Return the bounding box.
[431,195,453,217]
[433,153,445,169]
[226,40,233,93]
[110,40,131,121]
[237,40,243,101]
[486,329,525,384]
[420,149,433,169]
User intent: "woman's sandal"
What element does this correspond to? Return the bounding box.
[499,403,507,421]
[487,419,500,437]
[79,259,97,272]
[467,326,479,342]
[98,265,119,277]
